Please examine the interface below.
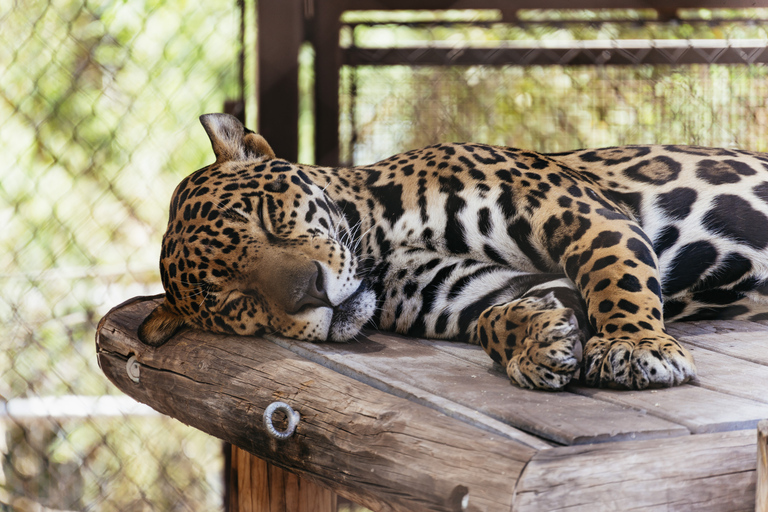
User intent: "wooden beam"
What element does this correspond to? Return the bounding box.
[96,296,533,512]
[514,429,757,511]
[343,42,768,67]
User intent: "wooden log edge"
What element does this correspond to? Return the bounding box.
[759,420,768,512]
[96,296,536,512]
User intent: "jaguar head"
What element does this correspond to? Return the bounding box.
[138,114,376,346]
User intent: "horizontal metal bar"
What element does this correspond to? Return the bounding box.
[343,40,768,66]
[344,19,768,28]
[1,395,159,420]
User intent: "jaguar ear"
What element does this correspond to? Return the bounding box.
[199,113,275,163]
[137,299,187,347]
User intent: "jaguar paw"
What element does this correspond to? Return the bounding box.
[506,308,583,391]
[582,333,696,389]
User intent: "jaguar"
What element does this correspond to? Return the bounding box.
[138,113,768,391]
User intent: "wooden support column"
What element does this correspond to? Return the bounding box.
[257,0,304,162]
[759,420,768,512]
[310,3,344,166]
[229,446,337,512]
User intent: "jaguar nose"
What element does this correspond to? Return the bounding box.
[291,261,333,312]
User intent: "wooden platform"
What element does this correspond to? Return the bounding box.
[96,296,768,511]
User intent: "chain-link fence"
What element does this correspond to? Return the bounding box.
[338,9,768,164]
[1,0,249,509]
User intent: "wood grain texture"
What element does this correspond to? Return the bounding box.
[97,297,534,512]
[268,331,689,446]
[230,447,337,512]
[514,429,757,512]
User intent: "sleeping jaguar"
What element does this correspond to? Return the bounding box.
[138,113,768,391]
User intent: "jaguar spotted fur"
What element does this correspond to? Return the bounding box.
[138,113,768,390]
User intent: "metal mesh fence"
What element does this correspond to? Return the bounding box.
[1,0,245,509]
[338,9,768,165]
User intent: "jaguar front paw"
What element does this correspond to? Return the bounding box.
[478,293,585,391]
[582,333,696,389]
[506,308,583,390]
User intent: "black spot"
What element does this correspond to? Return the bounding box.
[617,274,642,292]
[498,183,517,219]
[653,225,680,258]
[617,299,639,314]
[370,182,405,226]
[591,255,619,272]
[403,281,418,298]
[558,196,573,208]
[599,300,614,313]
[478,207,492,236]
[264,177,289,193]
[594,279,611,292]
[448,266,498,299]
[591,231,623,250]
[445,195,469,254]
[506,219,549,272]
[483,245,509,266]
[435,311,450,334]
[663,299,686,319]
[604,191,643,217]
[696,159,757,185]
[753,182,768,205]
[647,277,661,299]
[626,237,655,268]
[691,252,752,292]
[692,288,744,305]
[657,188,697,220]
[663,241,718,296]
[677,305,750,321]
[623,156,682,185]
[703,194,768,249]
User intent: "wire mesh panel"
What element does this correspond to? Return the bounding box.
[338,9,768,165]
[1,0,245,509]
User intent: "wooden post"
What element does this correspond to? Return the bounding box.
[759,420,768,512]
[229,446,337,512]
[257,0,304,162]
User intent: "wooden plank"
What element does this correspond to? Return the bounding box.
[434,338,768,435]
[570,384,767,434]
[759,420,768,512]
[668,321,768,366]
[683,345,768,405]
[97,297,534,512]
[514,429,757,512]
[270,331,689,446]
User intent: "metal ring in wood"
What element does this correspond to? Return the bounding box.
[263,401,300,440]
[126,355,141,383]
